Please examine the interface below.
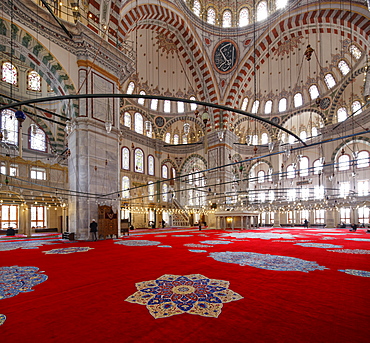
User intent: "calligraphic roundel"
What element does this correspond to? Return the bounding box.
[213,40,238,74]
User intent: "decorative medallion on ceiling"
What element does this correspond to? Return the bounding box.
[213,40,238,74]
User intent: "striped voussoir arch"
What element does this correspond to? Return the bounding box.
[226,7,370,121]
[118,4,218,116]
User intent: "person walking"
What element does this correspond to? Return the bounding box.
[90,219,98,241]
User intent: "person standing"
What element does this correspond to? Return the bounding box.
[90,219,98,241]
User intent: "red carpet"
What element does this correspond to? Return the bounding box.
[1,227,369,342]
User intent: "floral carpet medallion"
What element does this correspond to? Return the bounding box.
[294,243,343,249]
[125,274,243,319]
[114,240,161,246]
[0,314,5,325]
[209,252,327,272]
[43,247,94,254]
[338,269,370,277]
[0,266,48,300]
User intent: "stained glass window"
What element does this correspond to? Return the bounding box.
[2,62,17,85]
[278,98,287,112]
[162,183,168,202]
[251,100,260,113]
[122,176,130,198]
[264,100,272,114]
[189,96,197,111]
[27,70,41,91]
[30,125,47,152]
[173,134,179,145]
[193,0,201,17]
[207,8,216,25]
[148,181,155,201]
[241,97,249,111]
[256,1,268,21]
[309,85,319,100]
[294,93,303,107]
[349,45,361,60]
[138,90,145,105]
[122,147,130,170]
[222,10,232,28]
[183,135,188,144]
[324,73,336,89]
[124,112,131,128]
[135,148,144,173]
[126,81,135,94]
[165,132,171,143]
[151,99,158,110]
[352,101,362,115]
[134,112,143,134]
[162,164,168,178]
[1,109,18,145]
[164,100,171,113]
[337,107,347,122]
[239,8,249,27]
[338,60,350,75]
[148,155,155,175]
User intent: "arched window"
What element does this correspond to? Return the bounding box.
[338,154,350,171]
[278,98,287,112]
[145,121,152,138]
[177,101,184,113]
[337,107,347,123]
[27,70,41,91]
[207,7,216,25]
[162,164,168,178]
[311,127,318,137]
[162,183,168,202]
[172,167,176,178]
[288,135,295,144]
[183,135,188,144]
[138,90,145,105]
[261,132,268,144]
[148,155,155,175]
[238,8,249,27]
[122,176,130,198]
[124,112,131,128]
[251,100,260,113]
[1,109,18,145]
[264,100,272,114]
[163,100,171,113]
[287,164,295,179]
[294,93,303,107]
[324,73,336,89]
[313,159,323,175]
[300,130,307,142]
[357,150,369,168]
[189,96,197,111]
[126,81,135,94]
[300,156,309,176]
[30,125,46,152]
[173,134,179,145]
[151,99,158,110]
[256,1,268,21]
[148,181,155,201]
[349,44,361,60]
[2,62,17,85]
[309,85,320,100]
[165,132,171,143]
[193,0,201,17]
[338,60,350,75]
[257,170,265,183]
[134,112,143,134]
[122,147,130,170]
[252,134,258,145]
[222,10,232,28]
[134,148,144,173]
[276,0,288,9]
[241,97,249,111]
[352,101,362,115]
